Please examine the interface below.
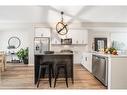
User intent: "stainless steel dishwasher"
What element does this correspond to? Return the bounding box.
[92,55,108,86]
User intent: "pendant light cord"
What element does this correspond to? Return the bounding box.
[61,11,64,22]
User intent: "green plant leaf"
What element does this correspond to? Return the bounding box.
[16,48,28,60]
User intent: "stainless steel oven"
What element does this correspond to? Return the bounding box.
[92,55,108,86]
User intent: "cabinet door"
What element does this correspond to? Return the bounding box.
[82,30,88,44]
[88,53,92,73]
[77,30,88,44]
[51,38,61,44]
[67,29,88,44]
[81,53,92,73]
[35,28,51,37]
[81,54,85,65]
[73,52,82,64]
[67,30,77,44]
[84,55,89,70]
[51,30,61,44]
[83,56,88,68]
[86,54,92,73]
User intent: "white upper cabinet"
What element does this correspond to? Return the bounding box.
[35,27,51,37]
[67,29,88,44]
[44,28,88,45]
[51,30,61,44]
[51,37,61,44]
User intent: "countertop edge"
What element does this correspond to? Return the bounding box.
[34,53,73,55]
[92,52,127,58]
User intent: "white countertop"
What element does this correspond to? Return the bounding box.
[34,52,73,55]
[92,52,127,58]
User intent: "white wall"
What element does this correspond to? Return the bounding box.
[0,23,34,64]
[88,28,127,54]
[111,32,127,54]
[88,30,111,52]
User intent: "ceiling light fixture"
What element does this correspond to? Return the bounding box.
[56,11,68,35]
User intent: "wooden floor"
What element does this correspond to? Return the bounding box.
[0,63,106,89]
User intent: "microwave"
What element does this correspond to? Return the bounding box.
[61,38,72,45]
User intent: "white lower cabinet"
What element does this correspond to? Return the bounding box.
[73,52,82,64]
[81,53,92,73]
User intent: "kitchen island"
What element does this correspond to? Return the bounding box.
[92,52,127,89]
[34,52,74,84]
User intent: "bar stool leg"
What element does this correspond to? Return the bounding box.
[64,66,68,88]
[51,64,54,78]
[54,67,60,88]
[48,65,52,87]
[37,66,42,88]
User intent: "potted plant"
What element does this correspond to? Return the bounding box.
[16,48,29,64]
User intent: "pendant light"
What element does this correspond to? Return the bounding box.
[56,11,68,35]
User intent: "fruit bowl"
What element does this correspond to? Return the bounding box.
[104,48,118,55]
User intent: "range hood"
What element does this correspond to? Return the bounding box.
[61,38,72,45]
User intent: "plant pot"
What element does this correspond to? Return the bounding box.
[23,58,28,64]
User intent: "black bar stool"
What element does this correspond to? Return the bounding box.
[37,61,54,88]
[54,61,68,88]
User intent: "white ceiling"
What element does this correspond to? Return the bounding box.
[1,6,127,32]
[79,6,127,22]
[0,6,45,23]
[0,6,127,24]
